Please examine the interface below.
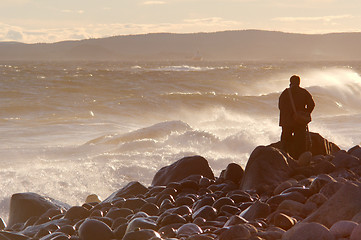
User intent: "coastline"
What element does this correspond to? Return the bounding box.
[1,132,361,239]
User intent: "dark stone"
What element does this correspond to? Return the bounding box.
[348,145,361,159]
[304,182,361,228]
[282,222,334,240]
[139,203,159,216]
[159,213,187,227]
[224,163,244,184]
[175,196,195,207]
[176,223,203,237]
[240,146,294,195]
[273,212,295,230]
[0,231,31,240]
[151,156,215,186]
[126,217,157,233]
[239,201,270,221]
[123,198,147,211]
[192,206,217,221]
[212,197,235,211]
[193,196,215,212]
[266,191,307,206]
[8,192,70,227]
[332,150,361,169]
[78,219,114,240]
[64,206,89,221]
[122,229,161,240]
[102,181,148,202]
[218,224,251,240]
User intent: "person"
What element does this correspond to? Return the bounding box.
[278,75,315,159]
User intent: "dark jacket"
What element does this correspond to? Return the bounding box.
[279,86,315,127]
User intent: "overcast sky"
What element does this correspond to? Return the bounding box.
[1,0,360,43]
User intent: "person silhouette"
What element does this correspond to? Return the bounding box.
[278,75,315,159]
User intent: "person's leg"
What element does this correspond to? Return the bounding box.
[281,126,293,154]
[293,125,307,158]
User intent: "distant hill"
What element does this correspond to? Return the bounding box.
[1,30,361,61]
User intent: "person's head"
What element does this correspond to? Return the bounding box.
[290,75,300,87]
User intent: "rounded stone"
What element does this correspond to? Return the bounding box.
[273,212,295,230]
[177,223,203,237]
[350,223,361,240]
[78,219,114,240]
[123,198,147,211]
[122,229,161,240]
[282,222,335,240]
[212,197,235,211]
[192,206,217,221]
[159,213,187,227]
[64,206,89,221]
[85,194,101,204]
[218,224,251,240]
[330,220,358,238]
[175,196,195,207]
[140,203,159,216]
[126,217,157,233]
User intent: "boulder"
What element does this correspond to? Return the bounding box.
[176,223,203,237]
[192,206,217,221]
[303,182,361,228]
[239,201,270,221]
[151,156,215,186]
[8,192,70,227]
[102,181,148,202]
[78,219,114,240]
[348,145,361,159]
[332,150,361,169]
[218,224,252,240]
[329,220,358,238]
[223,163,244,184]
[240,146,294,194]
[309,132,340,156]
[122,229,161,240]
[282,222,335,240]
[350,223,361,240]
[126,217,157,234]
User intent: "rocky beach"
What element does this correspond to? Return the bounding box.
[1,132,361,240]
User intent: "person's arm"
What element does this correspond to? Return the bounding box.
[306,91,315,113]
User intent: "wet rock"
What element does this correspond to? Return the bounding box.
[273,212,295,231]
[122,229,161,240]
[126,217,157,233]
[223,163,244,184]
[175,196,195,207]
[332,150,361,169]
[282,222,335,240]
[193,196,215,212]
[0,218,6,230]
[240,201,270,221]
[8,193,70,227]
[223,215,248,227]
[348,145,361,159]
[151,156,215,186]
[159,213,187,227]
[140,203,160,216]
[0,230,31,240]
[64,206,89,221]
[78,219,113,240]
[218,224,251,240]
[350,223,361,240]
[192,206,217,221]
[298,151,312,166]
[103,181,148,202]
[177,223,203,237]
[123,198,147,211]
[212,197,235,211]
[329,220,358,238]
[309,132,340,156]
[304,182,361,228]
[240,146,294,195]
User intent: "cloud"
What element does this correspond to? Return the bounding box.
[141,1,167,5]
[273,15,353,22]
[61,9,84,14]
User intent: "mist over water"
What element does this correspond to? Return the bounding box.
[0,61,360,221]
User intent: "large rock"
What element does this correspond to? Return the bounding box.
[282,222,335,240]
[103,181,148,202]
[240,146,294,194]
[303,182,361,228]
[151,156,214,186]
[269,132,340,157]
[78,219,114,240]
[8,192,70,227]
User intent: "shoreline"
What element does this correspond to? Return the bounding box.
[1,132,361,239]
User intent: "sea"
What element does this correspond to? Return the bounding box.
[0,60,360,221]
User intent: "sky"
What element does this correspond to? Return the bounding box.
[0,0,360,43]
